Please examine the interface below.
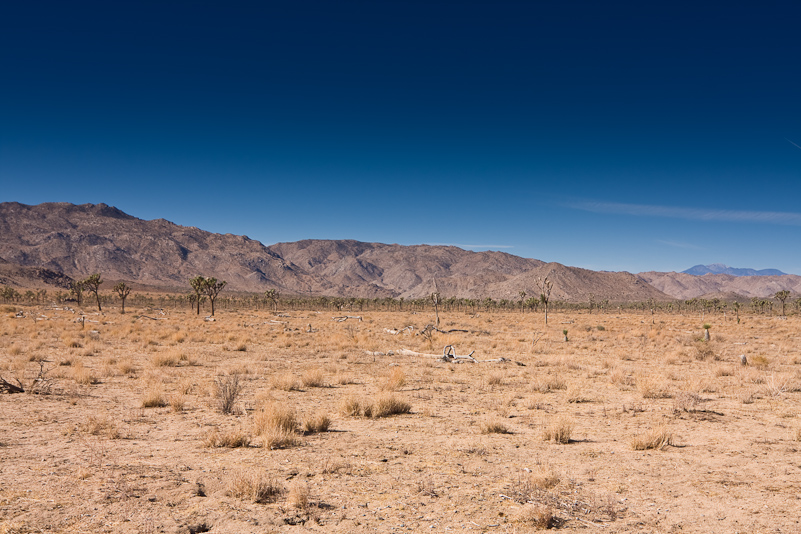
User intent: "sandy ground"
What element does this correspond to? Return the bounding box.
[1,304,801,533]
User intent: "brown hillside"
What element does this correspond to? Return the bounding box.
[638,271,801,300]
[1,202,676,301]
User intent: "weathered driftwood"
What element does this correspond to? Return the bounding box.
[418,324,469,336]
[0,376,24,394]
[333,316,362,322]
[370,346,524,366]
[384,326,415,335]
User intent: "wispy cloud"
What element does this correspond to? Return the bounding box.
[569,201,801,226]
[656,239,703,250]
[787,138,801,151]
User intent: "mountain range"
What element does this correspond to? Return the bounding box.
[0,202,796,302]
[682,264,786,277]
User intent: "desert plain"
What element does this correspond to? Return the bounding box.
[1,302,801,533]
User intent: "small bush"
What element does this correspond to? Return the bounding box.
[631,426,674,450]
[215,373,243,414]
[302,412,332,434]
[339,395,364,417]
[542,417,573,444]
[141,387,167,408]
[227,471,282,503]
[379,367,406,391]
[515,504,555,529]
[271,373,299,391]
[301,368,325,388]
[371,393,411,418]
[480,420,511,434]
[287,481,310,511]
[82,415,120,439]
[150,350,181,367]
[204,428,251,448]
[254,403,301,449]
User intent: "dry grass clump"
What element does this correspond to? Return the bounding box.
[339,395,364,417]
[287,481,311,511]
[254,403,301,449]
[82,415,120,439]
[693,342,718,361]
[631,426,674,450]
[226,471,282,503]
[339,393,411,418]
[150,349,184,367]
[302,412,332,434]
[672,391,701,413]
[371,393,412,417]
[486,372,505,386]
[750,355,770,369]
[480,419,511,434]
[141,386,167,408]
[71,362,99,385]
[514,504,556,529]
[214,373,243,414]
[379,367,406,391]
[566,383,593,403]
[169,394,185,412]
[532,375,566,393]
[542,417,573,444]
[636,374,672,399]
[271,373,300,391]
[301,368,326,388]
[204,428,251,448]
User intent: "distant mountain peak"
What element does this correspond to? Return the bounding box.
[682,264,787,277]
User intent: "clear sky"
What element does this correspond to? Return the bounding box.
[2,1,801,274]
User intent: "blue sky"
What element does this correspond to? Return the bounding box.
[2,1,801,274]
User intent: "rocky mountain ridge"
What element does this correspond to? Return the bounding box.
[0,202,795,301]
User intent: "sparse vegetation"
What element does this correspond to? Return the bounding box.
[2,303,799,532]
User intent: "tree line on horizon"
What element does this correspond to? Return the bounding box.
[1,277,799,319]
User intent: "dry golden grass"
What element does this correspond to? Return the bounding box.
[542,416,574,444]
[631,426,675,450]
[4,305,801,533]
[287,480,311,511]
[141,385,167,408]
[204,428,251,448]
[226,471,282,503]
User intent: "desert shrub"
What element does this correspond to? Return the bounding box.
[215,373,243,414]
[254,403,301,449]
[82,415,120,439]
[480,419,511,434]
[204,428,251,448]
[226,471,282,503]
[371,393,411,418]
[271,373,299,391]
[339,395,364,417]
[542,417,573,444]
[379,367,406,391]
[287,481,311,510]
[302,412,331,434]
[631,426,674,450]
[301,368,325,388]
[141,386,167,408]
[150,350,181,367]
[514,504,555,529]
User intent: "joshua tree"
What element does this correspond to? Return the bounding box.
[264,289,279,311]
[81,274,103,311]
[69,280,84,305]
[114,282,132,314]
[536,276,553,325]
[519,291,526,313]
[430,292,441,328]
[202,277,227,316]
[775,290,790,317]
[189,276,206,314]
[563,329,569,342]
[732,301,741,323]
[703,323,711,342]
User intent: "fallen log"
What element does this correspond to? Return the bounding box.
[0,376,24,394]
[333,316,362,322]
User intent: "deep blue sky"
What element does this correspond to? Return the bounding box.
[2,1,801,273]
